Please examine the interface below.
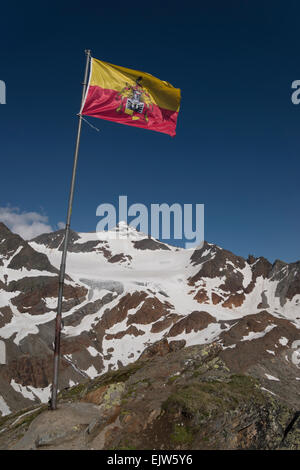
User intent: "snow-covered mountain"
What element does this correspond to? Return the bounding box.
[0,221,299,416]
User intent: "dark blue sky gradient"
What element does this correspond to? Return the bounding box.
[1,1,300,262]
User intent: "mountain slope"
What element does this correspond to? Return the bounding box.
[0,222,299,416]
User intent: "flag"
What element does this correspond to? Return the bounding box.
[81,57,181,137]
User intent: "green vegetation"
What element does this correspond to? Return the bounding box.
[116,444,137,450]
[13,406,47,430]
[163,374,265,419]
[87,362,143,390]
[130,377,152,388]
[0,404,47,431]
[170,424,194,445]
[110,445,137,450]
[167,375,179,384]
[58,361,144,402]
[58,382,88,401]
[0,404,48,449]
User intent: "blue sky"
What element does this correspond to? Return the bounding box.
[1,1,300,262]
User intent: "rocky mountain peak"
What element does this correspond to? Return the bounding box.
[0,222,25,257]
[0,224,58,274]
[31,228,80,249]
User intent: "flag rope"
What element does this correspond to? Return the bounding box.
[80,114,101,132]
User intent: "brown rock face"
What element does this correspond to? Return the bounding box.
[194,289,209,304]
[2,334,96,394]
[108,253,132,264]
[105,326,145,340]
[219,311,300,373]
[83,385,108,405]
[220,311,275,347]
[243,257,273,294]
[127,297,173,326]
[0,223,58,274]
[63,294,114,328]
[9,277,87,315]
[211,293,223,304]
[222,293,245,308]
[168,311,216,337]
[4,355,55,388]
[189,244,300,310]
[31,229,80,249]
[8,245,58,273]
[286,278,300,300]
[133,239,170,251]
[0,306,13,328]
[100,292,148,330]
[60,334,93,356]
[91,292,150,352]
[139,338,186,360]
[0,223,25,259]
[151,314,182,333]
[248,256,273,279]
[189,243,246,282]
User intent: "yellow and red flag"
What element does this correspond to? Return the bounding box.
[81,57,181,137]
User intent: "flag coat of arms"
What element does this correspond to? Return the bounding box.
[81,57,181,136]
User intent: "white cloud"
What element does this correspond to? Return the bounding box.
[0,206,53,240]
[57,221,65,230]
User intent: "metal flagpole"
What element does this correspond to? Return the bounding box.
[50,49,91,410]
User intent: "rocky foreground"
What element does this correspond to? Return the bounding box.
[0,342,299,450]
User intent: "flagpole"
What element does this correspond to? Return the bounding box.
[50,49,91,410]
